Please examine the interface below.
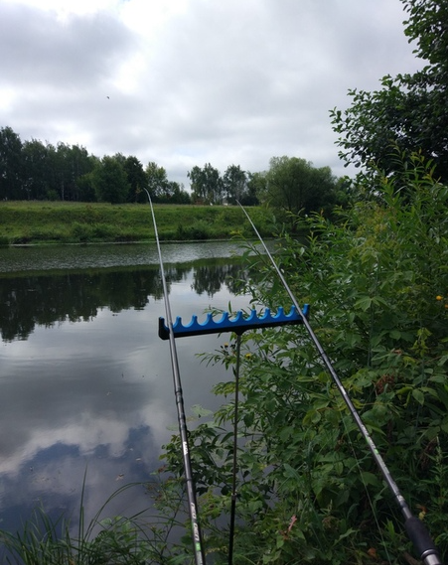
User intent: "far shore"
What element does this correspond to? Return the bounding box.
[0,201,279,246]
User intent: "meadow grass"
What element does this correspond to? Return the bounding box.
[0,201,277,245]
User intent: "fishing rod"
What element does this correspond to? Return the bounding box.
[144,189,206,565]
[228,334,242,565]
[237,201,443,565]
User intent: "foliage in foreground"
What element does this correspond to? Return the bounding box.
[0,479,188,565]
[160,154,448,564]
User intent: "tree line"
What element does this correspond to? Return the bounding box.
[0,126,347,216]
[0,128,191,205]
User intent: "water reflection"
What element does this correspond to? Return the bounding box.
[0,249,252,536]
[0,261,246,342]
[0,241,248,273]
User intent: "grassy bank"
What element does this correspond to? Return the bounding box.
[0,201,277,245]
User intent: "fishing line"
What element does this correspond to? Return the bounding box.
[144,189,206,565]
[237,201,442,565]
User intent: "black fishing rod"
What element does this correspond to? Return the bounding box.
[237,201,442,565]
[228,334,242,565]
[144,189,206,565]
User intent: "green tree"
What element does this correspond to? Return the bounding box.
[331,0,448,181]
[170,182,191,204]
[75,170,97,202]
[92,156,130,204]
[70,145,96,201]
[123,156,147,202]
[50,142,94,201]
[245,171,266,205]
[265,156,337,223]
[21,138,49,200]
[222,164,247,204]
[157,180,191,204]
[188,163,222,204]
[145,161,169,202]
[0,126,23,200]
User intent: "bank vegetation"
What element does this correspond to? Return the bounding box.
[0,201,277,245]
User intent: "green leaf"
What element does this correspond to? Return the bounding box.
[354,295,373,311]
[412,389,425,405]
[243,411,254,427]
[360,471,381,487]
[263,550,281,563]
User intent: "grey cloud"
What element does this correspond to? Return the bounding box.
[124,0,419,179]
[0,0,422,184]
[0,3,135,88]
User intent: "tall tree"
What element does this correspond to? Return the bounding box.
[123,156,147,202]
[75,169,97,202]
[92,156,130,204]
[169,182,191,204]
[331,0,448,181]
[46,142,94,201]
[265,156,337,222]
[145,161,169,201]
[22,139,49,200]
[245,171,266,205]
[188,163,222,204]
[222,165,247,204]
[0,126,23,200]
[145,161,169,202]
[157,181,191,204]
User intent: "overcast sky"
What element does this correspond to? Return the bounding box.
[1,0,422,188]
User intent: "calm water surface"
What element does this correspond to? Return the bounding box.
[0,242,255,534]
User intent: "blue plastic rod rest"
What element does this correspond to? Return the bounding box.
[158,304,310,340]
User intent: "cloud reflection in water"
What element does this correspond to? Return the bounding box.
[0,252,251,533]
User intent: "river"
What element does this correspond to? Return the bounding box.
[0,241,256,536]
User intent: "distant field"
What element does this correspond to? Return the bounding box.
[0,201,277,245]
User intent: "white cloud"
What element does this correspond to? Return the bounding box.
[0,0,420,186]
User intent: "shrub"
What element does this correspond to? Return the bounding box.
[71,221,94,242]
[175,221,211,240]
[160,154,448,564]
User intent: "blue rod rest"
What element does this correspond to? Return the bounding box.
[158,304,309,340]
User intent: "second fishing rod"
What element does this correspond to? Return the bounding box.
[237,201,442,565]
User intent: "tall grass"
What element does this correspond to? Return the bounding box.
[0,202,277,245]
[0,475,184,565]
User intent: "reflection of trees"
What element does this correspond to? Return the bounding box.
[191,263,247,297]
[0,259,247,341]
[0,267,175,342]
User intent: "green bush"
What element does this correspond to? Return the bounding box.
[175,221,211,240]
[71,221,94,242]
[159,154,448,564]
[92,223,116,239]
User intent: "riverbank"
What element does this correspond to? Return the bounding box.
[0,201,276,245]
